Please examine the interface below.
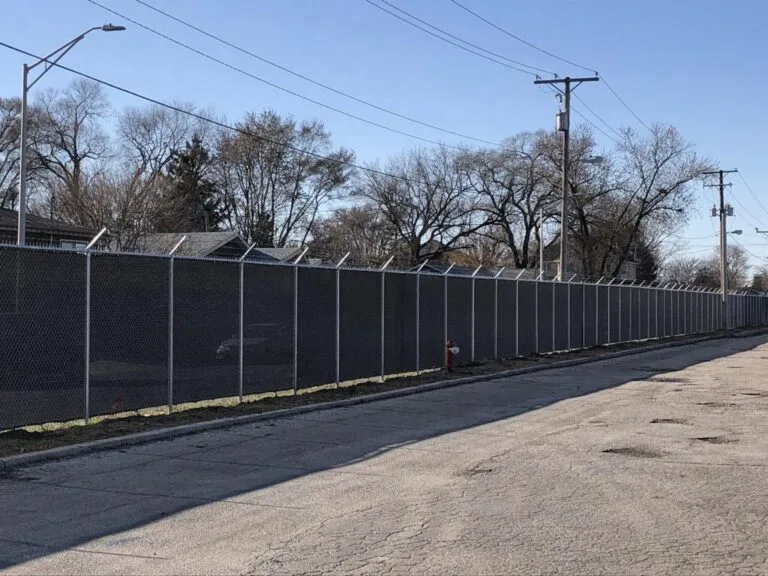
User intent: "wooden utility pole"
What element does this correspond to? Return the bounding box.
[534,76,599,281]
[704,169,738,330]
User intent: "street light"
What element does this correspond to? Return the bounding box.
[729,230,743,236]
[17,23,126,245]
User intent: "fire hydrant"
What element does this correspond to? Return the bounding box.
[446,339,460,371]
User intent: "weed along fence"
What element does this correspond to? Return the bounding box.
[1,244,767,430]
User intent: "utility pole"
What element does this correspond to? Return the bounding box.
[704,169,738,330]
[534,76,599,281]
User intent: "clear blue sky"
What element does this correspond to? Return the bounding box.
[2,0,766,271]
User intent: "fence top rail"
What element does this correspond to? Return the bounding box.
[3,242,767,294]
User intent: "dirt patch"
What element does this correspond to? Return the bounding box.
[693,436,736,444]
[650,418,688,424]
[602,446,666,458]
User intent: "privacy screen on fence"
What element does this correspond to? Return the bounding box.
[1,244,766,429]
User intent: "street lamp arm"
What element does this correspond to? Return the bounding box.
[26,25,125,88]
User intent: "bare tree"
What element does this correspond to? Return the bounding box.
[216,110,353,246]
[358,146,487,265]
[0,98,20,209]
[30,79,111,228]
[662,244,750,289]
[308,205,399,265]
[661,255,700,285]
[458,131,557,269]
[601,124,715,277]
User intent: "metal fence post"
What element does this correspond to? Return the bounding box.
[335,252,351,388]
[83,229,106,424]
[380,256,394,381]
[515,278,519,357]
[618,282,623,342]
[493,267,505,359]
[237,244,257,403]
[168,257,175,412]
[535,276,540,353]
[646,285,651,338]
[552,278,556,351]
[628,282,633,340]
[84,251,92,425]
[595,279,601,344]
[167,235,186,413]
[415,259,428,374]
[471,265,482,362]
[607,279,614,344]
[582,279,586,349]
[443,263,454,366]
[292,248,308,395]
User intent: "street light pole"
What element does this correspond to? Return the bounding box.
[16,24,126,246]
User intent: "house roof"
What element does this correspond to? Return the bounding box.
[0,208,94,240]
[250,247,303,263]
[138,232,247,257]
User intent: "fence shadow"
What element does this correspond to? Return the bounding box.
[0,335,766,570]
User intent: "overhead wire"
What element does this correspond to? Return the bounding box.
[366,0,555,76]
[361,0,541,77]
[85,0,493,151]
[446,0,653,135]
[0,41,434,186]
[571,94,622,139]
[130,0,505,147]
[447,0,596,74]
[736,171,768,223]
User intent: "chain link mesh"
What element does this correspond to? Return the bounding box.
[2,244,767,431]
[0,246,86,428]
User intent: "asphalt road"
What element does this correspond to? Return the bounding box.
[2,335,768,575]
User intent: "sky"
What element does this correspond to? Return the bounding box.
[1,0,767,273]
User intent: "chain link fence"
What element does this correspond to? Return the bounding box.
[2,243,767,430]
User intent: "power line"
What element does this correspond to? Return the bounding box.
[131,0,504,147]
[369,0,555,76]
[447,0,596,74]
[538,84,619,144]
[362,0,541,77]
[601,76,653,134]
[0,41,434,186]
[736,171,768,221]
[86,0,489,151]
[731,235,765,262]
[571,93,622,139]
[446,0,652,135]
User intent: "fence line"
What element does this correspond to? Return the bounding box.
[1,244,767,430]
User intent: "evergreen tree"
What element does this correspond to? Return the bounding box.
[155,135,221,232]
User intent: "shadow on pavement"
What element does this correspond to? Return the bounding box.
[0,335,765,570]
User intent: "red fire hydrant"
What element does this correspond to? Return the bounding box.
[446,339,460,371]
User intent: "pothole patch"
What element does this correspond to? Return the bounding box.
[602,446,665,458]
[650,418,688,425]
[696,401,738,408]
[651,377,690,384]
[693,436,736,444]
[460,465,494,477]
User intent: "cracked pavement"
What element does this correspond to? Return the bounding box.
[2,335,768,575]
